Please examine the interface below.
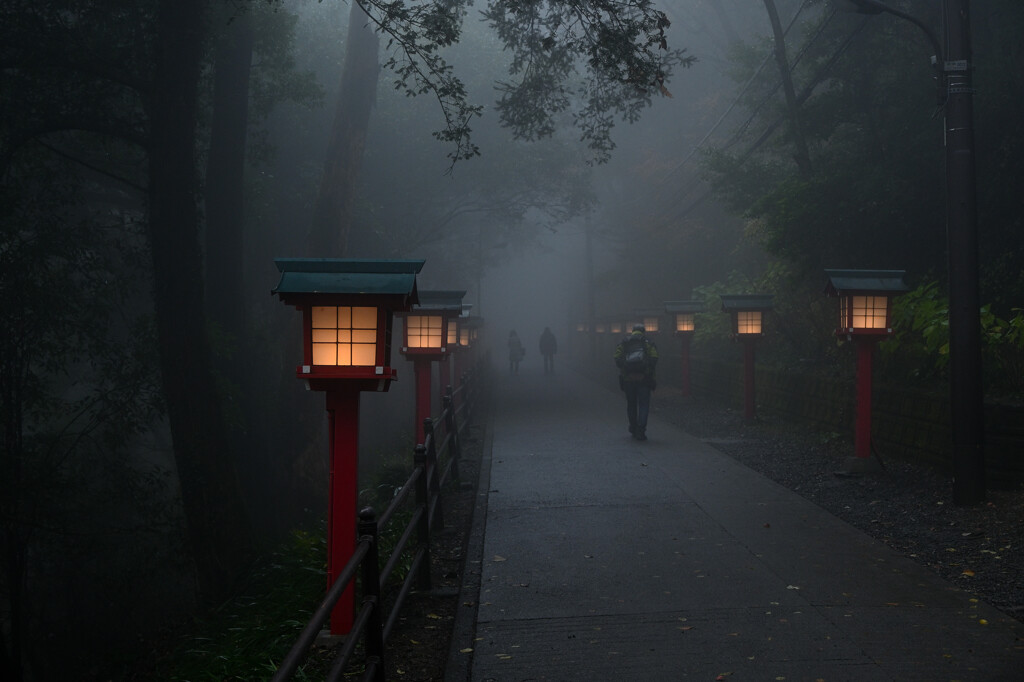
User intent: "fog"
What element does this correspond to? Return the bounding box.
[9,0,1024,679]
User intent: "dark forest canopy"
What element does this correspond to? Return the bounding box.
[2,0,1024,679]
[0,1,693,679]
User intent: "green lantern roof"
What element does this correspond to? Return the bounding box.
[414,290,467,313]
[272,258,424,298]
[720,294,774,313]
[664,300,707,314]
[824,269,909,296]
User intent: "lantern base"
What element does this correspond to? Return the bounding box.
[839,455,884,475]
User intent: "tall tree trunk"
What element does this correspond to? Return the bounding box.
[150,0,252,603]
[762,0,812,176]
[308,1,380,256]
[205,5,253,332]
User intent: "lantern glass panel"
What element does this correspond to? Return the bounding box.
[675,313,694,332]
[448,319,458,345]
[736,310,762,335]
[312,305,378,366]
[596,323,607,333]
[609,323,621,334]
[407,314,444,348]
[459,328,470,346]
[849,295,888,329]
[643,316,659,333]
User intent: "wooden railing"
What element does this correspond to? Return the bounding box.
[271,367,482,681]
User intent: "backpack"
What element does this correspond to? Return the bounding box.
[622,336,648,372]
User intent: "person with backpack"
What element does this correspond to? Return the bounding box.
[614,323,658,440]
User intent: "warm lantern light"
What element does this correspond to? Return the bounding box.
[405,314,444,349]
[609,322,621,334]
[720,295,773,338]
[448,318,459,344]
[643,316,659,333]
[845,295,888,329]
[596,322,608,334]
[312,305,378,366]
[736,310,762,335]
[665,301,705,336]
[459,327,471,346]
[825,269,908,337]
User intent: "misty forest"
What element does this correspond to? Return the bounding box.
[2,0,1023,679]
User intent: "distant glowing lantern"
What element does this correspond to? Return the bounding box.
[400,290,466,445]
[402,290,465,355]
[665,300,706,397]
[720,294,773,420]
[634,309,662,334]
[720,295,773,338]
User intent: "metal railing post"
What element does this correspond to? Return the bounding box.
[423,418,444,529]
[413,445,433,591]
[444,387,461,484]
[357,508,385,682]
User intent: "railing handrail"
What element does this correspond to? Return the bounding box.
[271,361,486,681]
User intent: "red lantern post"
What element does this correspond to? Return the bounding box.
[825,269,908,471]
[721,295,774,421]
[400,290,465,444]
[273,258,423,635]
[665,301,706,397]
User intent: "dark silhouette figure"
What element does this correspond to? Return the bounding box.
[508,330,524,374]
[614,324,658,440]
[539,327,557,375]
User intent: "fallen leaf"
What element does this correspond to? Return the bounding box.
[493,555,507,562]
[409,639,420,645]
[460,648,473,654]
[979,618,989,625]
[427,613,442,619]
[786,585,800,590]
[961,569,976,577]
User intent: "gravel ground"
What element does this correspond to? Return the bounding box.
[652,385,1024,623]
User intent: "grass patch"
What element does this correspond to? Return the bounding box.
[153,526,328,681]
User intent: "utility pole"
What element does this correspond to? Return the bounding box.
[846,0,985,504]
[943,0,985,505]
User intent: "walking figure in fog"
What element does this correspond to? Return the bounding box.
[508,330,524,374]
[614,324,658,440]
[539,326,557,375]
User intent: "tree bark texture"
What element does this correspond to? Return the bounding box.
[308,1,380,257]
[762,0,812,176]
[205,7,254,333]
[149,0,252,603]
